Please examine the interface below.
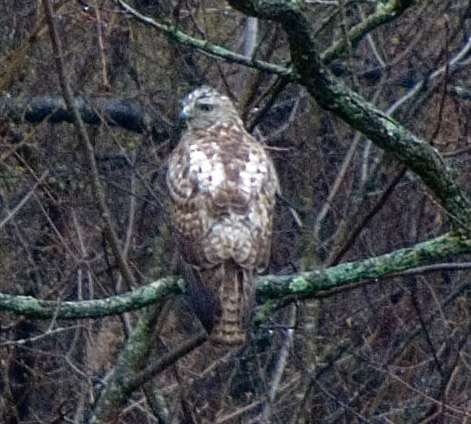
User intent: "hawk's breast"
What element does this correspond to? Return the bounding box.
[188,123,268,209]
[168,121,278,269]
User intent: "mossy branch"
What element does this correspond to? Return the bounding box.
[118,0,295,78]
[0,232,469,319]
[228,0,471,230]
[90,304,172,423]
[90,326,207,423]
[117,0,410,77]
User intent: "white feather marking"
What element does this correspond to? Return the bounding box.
[240,151,266,192]
[189,147,225,192]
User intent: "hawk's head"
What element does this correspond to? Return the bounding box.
[180,86,243,130]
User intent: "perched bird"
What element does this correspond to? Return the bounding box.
[167,86,279,345]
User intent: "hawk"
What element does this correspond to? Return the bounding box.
[167,86,279,345]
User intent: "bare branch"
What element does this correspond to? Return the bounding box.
[321,0,414,63]
[43,0,137,289]
[0,95,174,141]
[0,170,48,230]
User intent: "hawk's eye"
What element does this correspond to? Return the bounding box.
[198,103,213,112]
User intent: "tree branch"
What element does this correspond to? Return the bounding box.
[0,232,469,319]
[44,0,138,289]
[90,304,166,423]
[228,0,471,230]
[91,325,207,423]
[321,0,414,63]
[118,0,294,78]
[0,95,174,141]
[0,277,181,318]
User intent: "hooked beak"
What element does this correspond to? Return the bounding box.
[180,104,191,122]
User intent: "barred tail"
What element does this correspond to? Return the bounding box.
[185,260,255,346]
[211,260,254,346]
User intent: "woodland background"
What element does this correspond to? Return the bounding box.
[1,0,471,423]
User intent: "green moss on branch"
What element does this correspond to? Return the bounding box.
[1,233,469,320]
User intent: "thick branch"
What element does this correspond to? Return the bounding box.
[1,232,469,319]
[0,95,174,142]
[91,308,206,424]
[0,277,181,318]
[228,0,471,229]
[90,305,164,423]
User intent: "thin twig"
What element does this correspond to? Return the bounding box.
[43,0,137,289]
[387,35,471,115]
[313,134,360,243]
[260,304,297,423]
[0,324,82,346]
[0,170,48,230]
[93,0,110,90]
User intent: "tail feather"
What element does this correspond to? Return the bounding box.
[211,260,254,345]
[185,260,255,346]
